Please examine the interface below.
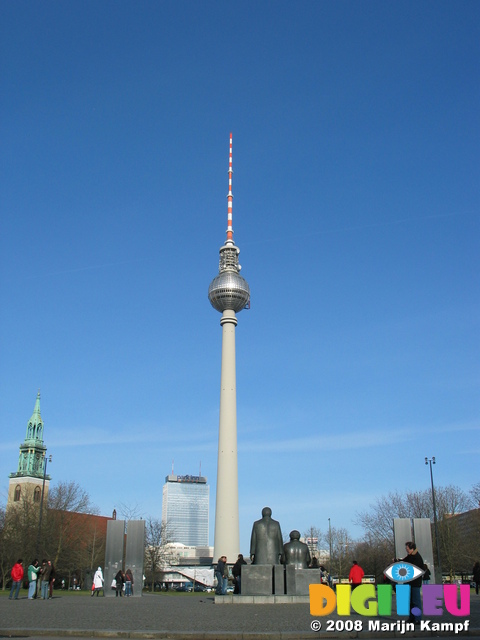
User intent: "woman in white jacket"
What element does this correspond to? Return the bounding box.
[92,567,104,596]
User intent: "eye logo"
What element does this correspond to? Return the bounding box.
[384,561,424,584]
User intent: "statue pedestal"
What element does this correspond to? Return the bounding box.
[274,565,285,595]
[215,594,310,604]
[241,565,322,596]
[286,566,323,596]
[242,565,273,595]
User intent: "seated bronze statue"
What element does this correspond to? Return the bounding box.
[283,530,311,569]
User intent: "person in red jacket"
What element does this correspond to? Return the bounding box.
[348,560,364,591]
[9,559,24,600]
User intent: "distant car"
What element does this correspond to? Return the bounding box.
[194,585,206,592]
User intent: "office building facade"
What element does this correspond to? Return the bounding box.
[162,474,209,546]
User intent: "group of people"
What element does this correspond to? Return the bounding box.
[9,560,136,599]
[91,566,134,597]
[9,558,56,600]
[112,568,135,597]
[215,554,248,595]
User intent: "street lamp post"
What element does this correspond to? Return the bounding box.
[425,456,442,582]
[36,454,52,556]
[328,518,332,575]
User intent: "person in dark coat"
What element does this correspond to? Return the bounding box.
[473,561,480,596]
[215,556,227,595]
[115,570,125,597]
[402,542,424,624]
[232,554,247,594]
[48,562,56,599]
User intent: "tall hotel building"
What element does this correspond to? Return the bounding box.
[162,474,209,546]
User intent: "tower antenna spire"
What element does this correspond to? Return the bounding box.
[226,132,233,243]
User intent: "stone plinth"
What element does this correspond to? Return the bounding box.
[285,566,322,596]
[215,594,310,604]
[242,565,274,595]
[274,565,285,595]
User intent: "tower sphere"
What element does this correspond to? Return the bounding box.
[208,269,250,313]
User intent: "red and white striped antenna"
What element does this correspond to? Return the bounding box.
[226,132,234,243]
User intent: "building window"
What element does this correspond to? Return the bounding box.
[14,485,21,502]
[34,486,41,503]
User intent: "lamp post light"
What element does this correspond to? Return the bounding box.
[36,454,52,556]
[425,456,442,582]
[328,517,332,574]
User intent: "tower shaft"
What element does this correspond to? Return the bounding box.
[214,309,240,559]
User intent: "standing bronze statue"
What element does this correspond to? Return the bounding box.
[250,507,284,565]
[283,530,311,569]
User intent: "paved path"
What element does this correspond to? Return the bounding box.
[0,592,479,639]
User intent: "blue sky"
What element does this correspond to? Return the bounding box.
[1,1,478,553]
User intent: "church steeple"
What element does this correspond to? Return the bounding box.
[25,391,45,445]
[8,392,50,507]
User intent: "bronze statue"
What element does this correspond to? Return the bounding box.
[250,507,284,565]
[283,530,311,569]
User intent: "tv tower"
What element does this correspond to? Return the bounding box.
[208,133,250,561]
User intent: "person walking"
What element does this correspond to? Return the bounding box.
[348,560,365,591]
[9,559,24,600]
[27,559,40,599]
[92,566,104,596]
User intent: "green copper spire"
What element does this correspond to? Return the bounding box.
[10,391,49,480]
[26,391,44,443]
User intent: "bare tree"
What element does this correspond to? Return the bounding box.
[302,525,323,562]
[327,526,353,580]
[0,498,38,588]
[350,536,393,582]
[0,504,10,590]
[0,497,39,585]
[144,517,173,591]
[355,487,461,544]
[43,482,99,570]
[47,481,98,514]
[355,484,476,577]
[116,502,143,523]
[470,482,480,507]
